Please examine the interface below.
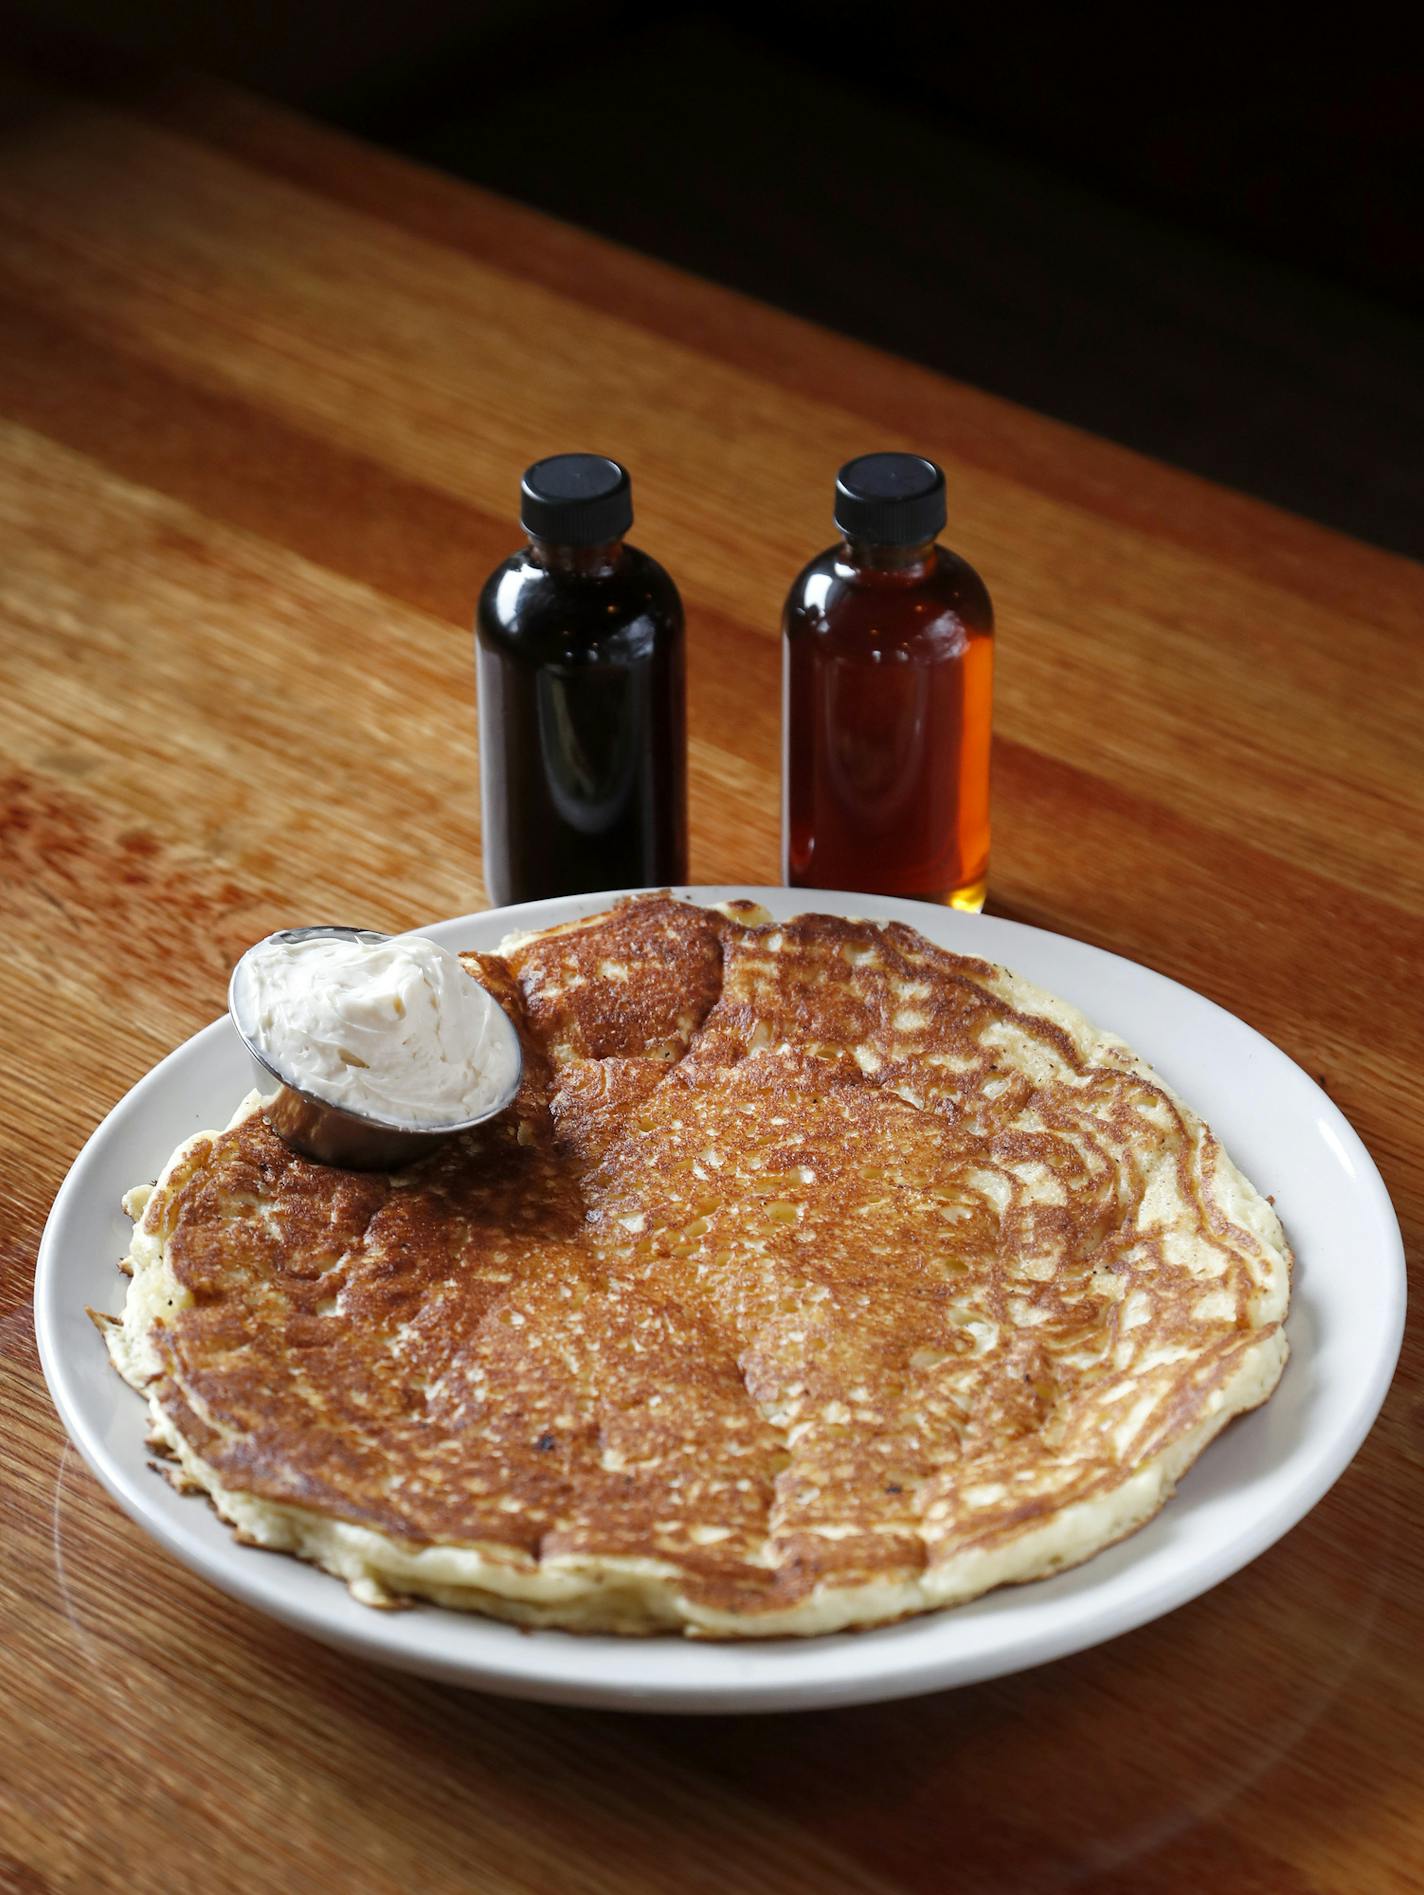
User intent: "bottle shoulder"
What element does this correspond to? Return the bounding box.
[783,544,993,650]
[937,547,994,629]
[477,543,683,660]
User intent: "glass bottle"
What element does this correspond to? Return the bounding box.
[782,453,994,909]
[476,455,688,907]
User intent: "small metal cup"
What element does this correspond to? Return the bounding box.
[228,926,523,1171]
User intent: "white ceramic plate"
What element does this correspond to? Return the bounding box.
[36,887,1405,1713]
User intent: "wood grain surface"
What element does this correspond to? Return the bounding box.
[1,60,1421,1895]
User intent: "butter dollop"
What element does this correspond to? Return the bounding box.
[232,933,518,1128]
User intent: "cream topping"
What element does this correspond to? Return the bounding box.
[232,933,517,1127]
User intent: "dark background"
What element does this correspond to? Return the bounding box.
[6,1,1421,557]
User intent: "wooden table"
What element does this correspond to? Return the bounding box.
[2,61,1420,1895]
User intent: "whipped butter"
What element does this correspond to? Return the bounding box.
[232,932,519,1128]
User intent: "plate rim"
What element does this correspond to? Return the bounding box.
[35,885,1407,1712]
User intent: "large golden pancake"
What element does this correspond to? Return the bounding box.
[105,896,1290,1636]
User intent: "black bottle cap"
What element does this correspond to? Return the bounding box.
[834,452,947,545]
[520,453,633,546]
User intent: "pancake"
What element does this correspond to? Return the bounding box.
[104,895,1290,1637]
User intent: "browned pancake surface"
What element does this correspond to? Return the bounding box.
[136,895,1287,1622]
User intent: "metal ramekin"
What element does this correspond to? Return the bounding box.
[227,925,523,1170]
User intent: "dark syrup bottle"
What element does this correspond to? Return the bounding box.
[476,454,688,906]
[783,453,994,909]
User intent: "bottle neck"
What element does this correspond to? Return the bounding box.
[840,535,938,583]
[528,536,625,578]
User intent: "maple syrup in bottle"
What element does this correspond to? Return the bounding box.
[476,455,687,907]
[783,453,994,909]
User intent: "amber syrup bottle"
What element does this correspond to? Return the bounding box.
[476,455,688,907]
[783,453,994,909]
